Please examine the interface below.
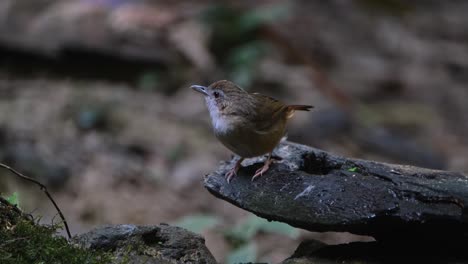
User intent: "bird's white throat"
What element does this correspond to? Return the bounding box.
[205,97,231,134]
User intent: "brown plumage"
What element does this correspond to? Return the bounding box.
[192,80,313,182]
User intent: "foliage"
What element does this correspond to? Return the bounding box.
[137,71,161,92]
[173,214,219,234]
[224,215,299,263]
[5,192,19,207]
[0,204,113,264]
[174,213,299,263]
[226,242,257,264]
[225,215,299,244]
[202,3,290,88]
[202,3,289,49]
[226,41,269,88]
[71,102,114,132]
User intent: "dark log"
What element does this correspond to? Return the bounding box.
[205,141,468,241]
[282,239,468,264]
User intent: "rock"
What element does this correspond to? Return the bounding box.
[1,197,115,264]
[1,196,217,263]
[74,224,217,264]
[204,141,468,241]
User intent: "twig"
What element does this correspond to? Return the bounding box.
[0,163,72,239]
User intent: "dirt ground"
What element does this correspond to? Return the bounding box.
[1,0,468,263]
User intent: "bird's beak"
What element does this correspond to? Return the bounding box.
[191,85,209,96]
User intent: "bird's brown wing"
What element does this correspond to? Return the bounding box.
[248,93,288,133]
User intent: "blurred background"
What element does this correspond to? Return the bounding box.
[1,0,468,262]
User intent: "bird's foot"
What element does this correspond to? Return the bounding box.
[225,158,244,183]
[252,158,274,181]
[225,168,238,183]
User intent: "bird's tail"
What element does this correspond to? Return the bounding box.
[285,105,314,119]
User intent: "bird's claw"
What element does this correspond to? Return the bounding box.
[225,169,237,183]
[251,155,274,181]
[251,163,270,181]
[225,158,243,183]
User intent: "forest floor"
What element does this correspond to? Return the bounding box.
[1,0,468,262]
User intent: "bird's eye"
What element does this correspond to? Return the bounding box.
[213,91,220,98]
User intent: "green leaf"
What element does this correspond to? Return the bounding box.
[6,192,19,207]
[259,220,300,239]
[239,4,291,32]
[225,215,261,242]
[138,71,160,91]
[226,215,299,242]
[226,242,257,264]
[348,167,358,172]
[173,214,219,234]
[227,41,268,88]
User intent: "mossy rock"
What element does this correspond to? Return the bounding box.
[74,224,217,264]
[0,197,113,264]
[0,197,217,264]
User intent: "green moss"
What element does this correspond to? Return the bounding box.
[0,204,113,264]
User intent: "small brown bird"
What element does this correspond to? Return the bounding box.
[192,80,313,182]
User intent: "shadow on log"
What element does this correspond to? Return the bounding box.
[204,141,468,242]
[283,239,468,264]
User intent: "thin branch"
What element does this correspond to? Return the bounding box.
[0,163,72,239]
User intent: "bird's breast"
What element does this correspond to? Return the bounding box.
[212,114,286,158]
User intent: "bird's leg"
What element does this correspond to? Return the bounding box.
[252,153,274,181]
[225,157,244,183]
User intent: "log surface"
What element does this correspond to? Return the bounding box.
[205,141,468,240]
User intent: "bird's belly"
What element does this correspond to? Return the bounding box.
[215,125,285,158]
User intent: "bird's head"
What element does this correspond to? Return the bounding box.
[191,80,250,116]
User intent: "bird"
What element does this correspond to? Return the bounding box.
[192,80,313,183]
